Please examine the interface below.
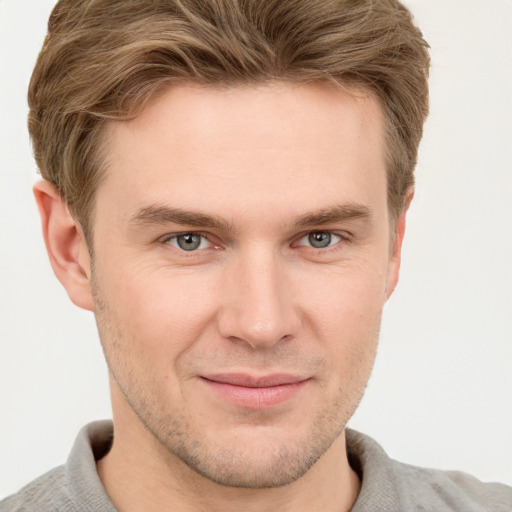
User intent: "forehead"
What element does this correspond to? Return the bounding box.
[97,82,387,227]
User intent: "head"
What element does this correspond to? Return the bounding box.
[31,0,429,491]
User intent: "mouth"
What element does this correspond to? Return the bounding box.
[200,373,310,409]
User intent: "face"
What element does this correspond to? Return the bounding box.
[88,82,402,488]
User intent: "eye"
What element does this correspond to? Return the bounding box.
[296,231,343,249]
[165,233,211,251]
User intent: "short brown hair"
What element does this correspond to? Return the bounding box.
[28,0,430,237]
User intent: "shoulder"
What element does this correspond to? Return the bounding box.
[0,421,115,512]
[390,458,512,512]
[346,429,512,512]
[0,465,72,512]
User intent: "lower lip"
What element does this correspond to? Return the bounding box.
[201,378,309,409]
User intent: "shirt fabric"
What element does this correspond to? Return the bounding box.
[1,420,511,511]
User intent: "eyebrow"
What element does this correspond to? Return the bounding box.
[293,203,372,228]
[129,202,371,231]
[129,205,234,231]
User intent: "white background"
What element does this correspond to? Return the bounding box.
[0,0,511,499]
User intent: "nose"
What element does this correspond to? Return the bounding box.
[217,247,301,350]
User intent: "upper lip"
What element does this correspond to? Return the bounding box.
[201,373,308,388]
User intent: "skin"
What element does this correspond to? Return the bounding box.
[35,82,409,512]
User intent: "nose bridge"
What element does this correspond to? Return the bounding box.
[218,244,299,349]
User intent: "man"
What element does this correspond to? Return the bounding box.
[1,0,511,511]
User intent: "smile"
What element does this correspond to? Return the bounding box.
[200,373,310,409]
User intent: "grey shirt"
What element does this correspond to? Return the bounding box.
[1,421,511,511]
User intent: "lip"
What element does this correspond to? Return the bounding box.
[200,373,310,409]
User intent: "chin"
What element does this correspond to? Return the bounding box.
[155,418,346,489]
[173,440,325,488]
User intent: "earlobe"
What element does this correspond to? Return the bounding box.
[33,180,94,311]
[385,189,414,300]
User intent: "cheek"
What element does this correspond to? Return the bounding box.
[295,263,386,368]
[95,262,221,364]
[298,261,388,326]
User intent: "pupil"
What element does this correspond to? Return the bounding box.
[177,233,201,251]
[309,232,331,249]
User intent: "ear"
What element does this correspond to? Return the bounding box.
[385,189,414,300]
[33,180,94,311]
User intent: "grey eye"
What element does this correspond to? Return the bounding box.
[308,232,332,248]
[176,233,202,251]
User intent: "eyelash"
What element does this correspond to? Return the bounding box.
[160,230,350,254]
[293,232,346,251]
[160,232,216,252]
